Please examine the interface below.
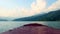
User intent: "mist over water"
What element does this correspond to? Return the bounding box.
[0,21,60,33]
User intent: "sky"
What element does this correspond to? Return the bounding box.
[0,0,60,18]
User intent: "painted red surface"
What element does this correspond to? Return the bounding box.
[1,23,60,34]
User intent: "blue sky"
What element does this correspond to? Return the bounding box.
[17,0,56,7]
[0,0,57,9]
[15,0,35,8]
[8,0,57,8]
[0,0,35,8]
[0,0,59,18]
[46,0,57,7]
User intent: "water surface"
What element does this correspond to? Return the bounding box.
[0,21,60,33]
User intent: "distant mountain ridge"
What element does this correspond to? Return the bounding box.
[0,17,15,21]
[0,19,7,21]
[0,18,8,21]
[13,10,60,21]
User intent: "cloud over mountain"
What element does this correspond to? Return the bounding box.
[45,0,60,12]
[0,0,59,18]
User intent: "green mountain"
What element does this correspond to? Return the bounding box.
[0,19,8,21]
[13,10,60,21]
[0,17,8,21]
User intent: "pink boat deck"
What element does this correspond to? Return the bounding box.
[1,23,60,34]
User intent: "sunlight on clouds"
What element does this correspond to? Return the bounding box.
[45,0,60,12]
[0,0,46,18]
[31,0,46,14]
[0,7,18,17]
[0,0,59,18]
[17,0,46,17]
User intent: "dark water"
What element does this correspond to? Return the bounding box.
[0,21,60,33]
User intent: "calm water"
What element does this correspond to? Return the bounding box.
[0,21,60,33]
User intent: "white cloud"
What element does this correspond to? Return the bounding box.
[1,0,60,18]
[17,0,46,18]
[31,0,46,14]
[0,6,18,17]
[45,0,60,12]
[0,0,46,18]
